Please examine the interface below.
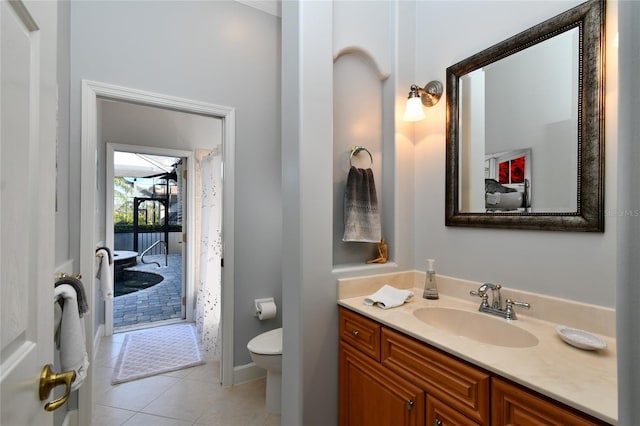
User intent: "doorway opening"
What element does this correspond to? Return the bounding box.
[111,151,186,331]
[81,81,236,424]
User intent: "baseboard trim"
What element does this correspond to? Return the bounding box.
[233,362,265,385]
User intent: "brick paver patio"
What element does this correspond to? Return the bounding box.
[113,253,183,330]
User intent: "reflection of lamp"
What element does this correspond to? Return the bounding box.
[403,81,443,122]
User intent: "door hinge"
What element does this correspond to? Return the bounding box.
[182,296,186,306]
[182,170,187,179]
[182,233,187,243]
[221,258,224,268]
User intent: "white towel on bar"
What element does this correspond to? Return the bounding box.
[96,248,113,300]
[54,284,90,391]
[363,285,414,310]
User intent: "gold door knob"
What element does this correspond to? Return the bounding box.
[39,364,76,412]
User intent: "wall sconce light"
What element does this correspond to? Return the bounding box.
[403,81,443,122]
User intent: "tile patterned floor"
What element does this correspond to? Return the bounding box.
[93,329,280,425]
[114,254,183,330]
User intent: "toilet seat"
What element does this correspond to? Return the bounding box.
[247,328,282,355]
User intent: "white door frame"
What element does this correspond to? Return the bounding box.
[80,84,236,422]
[105,143,196,335]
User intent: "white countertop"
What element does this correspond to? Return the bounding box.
[339,288,617,424]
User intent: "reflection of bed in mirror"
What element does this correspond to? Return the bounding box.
[485,178,530,211]
[484,148,531,212]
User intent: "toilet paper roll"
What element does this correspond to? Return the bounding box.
[257,301,277,320]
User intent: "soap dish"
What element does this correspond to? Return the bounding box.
[555,325,607,351]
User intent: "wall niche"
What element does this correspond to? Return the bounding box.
[332,49,393,269]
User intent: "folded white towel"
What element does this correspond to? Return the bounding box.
[96,248,113,300]
[54,284,90,391]
[363,285,414,309]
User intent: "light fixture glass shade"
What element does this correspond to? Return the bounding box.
[403,96,426,122]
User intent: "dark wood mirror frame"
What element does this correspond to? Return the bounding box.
[445,0,605,232]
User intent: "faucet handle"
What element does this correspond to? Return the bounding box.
[470,290,490,309]
[506,299,530,309]
[504,298,530,320]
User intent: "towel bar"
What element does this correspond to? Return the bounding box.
[349,145,373,169]
[95,246,113,264]
[56,272,82,280]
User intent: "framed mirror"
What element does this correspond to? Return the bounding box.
[445,0,605,231]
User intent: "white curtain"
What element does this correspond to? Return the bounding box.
[195,150,222,358]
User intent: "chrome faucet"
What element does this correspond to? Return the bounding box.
[470,283,530,320]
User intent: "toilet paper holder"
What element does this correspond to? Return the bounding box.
[254,297,276,317]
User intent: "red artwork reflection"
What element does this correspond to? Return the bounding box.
[499,162,509,184]
[498,156,525,184]
[511,156,525,183]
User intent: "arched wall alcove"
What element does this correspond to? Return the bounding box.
[332,47,393,267]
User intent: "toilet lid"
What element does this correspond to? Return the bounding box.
[247,328,282,355]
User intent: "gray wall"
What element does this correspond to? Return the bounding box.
[69,1,282,366]
[414,0,617,308]
[616,2,640,423]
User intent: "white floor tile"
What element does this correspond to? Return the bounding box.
[100,374,178,411]
[122,412,193,426]
[140,378,223,422]
[91,404,136,426]
[93,329,279,426]
[182,361,221,383]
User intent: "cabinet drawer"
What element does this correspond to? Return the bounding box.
[491,377,610,426]
[339,307,381,361]
[381,328,490,425]
[427,396,480,426]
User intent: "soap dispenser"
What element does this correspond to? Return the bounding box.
[422,259,439,300]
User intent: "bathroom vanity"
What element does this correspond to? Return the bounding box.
[337,274,616,426]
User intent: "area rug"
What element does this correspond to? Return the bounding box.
[111,323,205,385]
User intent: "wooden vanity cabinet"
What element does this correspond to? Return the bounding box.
[340,342,425,426]
[491,378,608,426]
[427,396,480,426]
[339,307,612,426]
[381,327,490,425]
[339,307,485,426]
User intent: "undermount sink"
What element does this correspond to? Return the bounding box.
[412,307,539,348]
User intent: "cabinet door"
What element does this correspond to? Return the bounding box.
[340,342,424,426]
[492,378,609,426]
[427,396,480,426]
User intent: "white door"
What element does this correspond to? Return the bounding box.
[1,0,59,424]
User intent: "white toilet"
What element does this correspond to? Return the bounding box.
[247,328,282,414]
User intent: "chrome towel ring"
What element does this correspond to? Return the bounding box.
[349,145,373,169]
